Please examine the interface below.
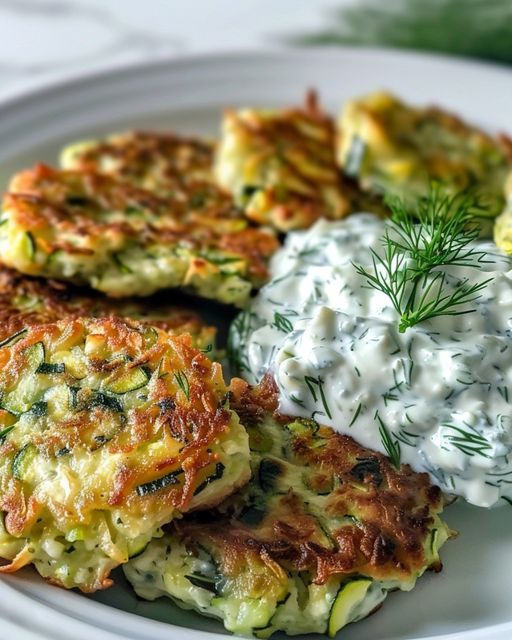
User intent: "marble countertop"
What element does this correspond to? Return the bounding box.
[0,0,348,98]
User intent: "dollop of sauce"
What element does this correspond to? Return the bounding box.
[235,214,512,507]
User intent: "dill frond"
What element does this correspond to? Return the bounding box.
[354,184,492,332]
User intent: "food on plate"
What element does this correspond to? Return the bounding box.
[60,131,215,193]
[215,92,350,231]
[0,164,278,304]
[0,317,250,591]
[125,377,450,638]
[1,85,511,636]
[0,268,216,352]
[337,91,511,222]
[493,172,512,252]
[230,191,512,508]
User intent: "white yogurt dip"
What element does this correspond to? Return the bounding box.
[232,214,512,507]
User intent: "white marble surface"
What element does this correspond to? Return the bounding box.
[0,0,349,98]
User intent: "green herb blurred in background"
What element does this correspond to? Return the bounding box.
[291,0,512,65]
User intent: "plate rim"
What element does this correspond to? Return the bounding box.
[0,45,511,115]
[3,566,512,640]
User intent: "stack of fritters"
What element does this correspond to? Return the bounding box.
[0,131,260,592]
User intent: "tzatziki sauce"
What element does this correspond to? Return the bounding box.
[233,214,512,507]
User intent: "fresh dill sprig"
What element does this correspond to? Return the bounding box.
[289,0,512,66]
[354,185,492,333]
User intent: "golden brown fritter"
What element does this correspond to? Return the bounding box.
[338,91,511,222]
[0,267,216,351]
[125,376,450,638]
[227,377,447,585]
[215,92,351,231]
[0,164,278,304]
[60,130,215,193]
[0,317,250,592]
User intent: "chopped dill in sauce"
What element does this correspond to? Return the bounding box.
[231,213,512,507]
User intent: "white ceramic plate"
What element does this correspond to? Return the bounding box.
[0,48,511,640]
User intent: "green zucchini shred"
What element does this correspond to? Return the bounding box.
[23,342,45,370]
[66,195,90,207]
[247,426,274,453]
[29,401,48,417]
[143,326,159,348]
[258,458,283,493]
[124,205,143,216]
[193,462,225,496]
[68,386,79,410]
[238,504,266,526]
[88,391,123,413]
[0,425,15,442]
[285,418,318,437]
[253,594,291,638]
[113,252,133,274]
[36,362,66,375]
[12,443,36,481]
[200,343,213,354]
[327,578,373,637]
[24,231,36,261]
[0,328,28,349]
[185,572,219,594]
[105,367,150,394]
[127,539,149,559]
[136,469,184,497]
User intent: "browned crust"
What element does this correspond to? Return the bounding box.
[4,164,278,285]
[175,375,444,586]
[225,92,350,230]
[343,94,511,195]
[0,318,234,540]
[45,573,114,593]
[66,131,215,188]
[0,267,215,345]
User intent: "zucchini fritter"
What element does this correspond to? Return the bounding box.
[215,93,350,231]
[493,173,512,252]
[0,164,278,305]
[0,317,250,592]
[125,377,450,638]
[0,268,216,352]
[338,91,511,220]
[60,131,215,194]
